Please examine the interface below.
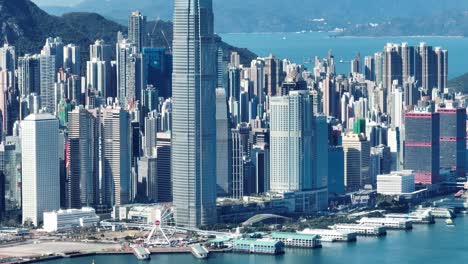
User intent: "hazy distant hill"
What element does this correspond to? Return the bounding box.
[0,0,256,65]
[0,0,125,55]
[449,73,468,94]
[39,0,468,34]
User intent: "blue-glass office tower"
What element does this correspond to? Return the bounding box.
[142,48,172,99]
[172,0,217,228]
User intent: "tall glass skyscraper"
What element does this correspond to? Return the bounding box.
[172,0,217,228]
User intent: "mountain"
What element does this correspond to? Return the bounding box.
[0,0,256,65]
[448,72,468,94]
[339,10,468,37]
[38,0,468,34]
[0,0,125,55]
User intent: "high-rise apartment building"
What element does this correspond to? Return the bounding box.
[41,37,64,72]
[435,47,448,92]
[39,55,56,112]
[116,39,143,109]
[88,40,113,99]
[364,56,375,81]
[401,42,415,85]
[21,113,60,226]
[18,54,41,97]
[415,42,436,92]
[63,44,80,75]
[383,43,402,92]
[0,43,15,73]
[128,11,147,52]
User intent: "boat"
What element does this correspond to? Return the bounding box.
[190,244,209,259]
[132,246,151,260]
[445,219,455,226]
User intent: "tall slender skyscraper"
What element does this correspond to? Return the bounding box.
[128,11,147,52]
[172,0,217,228]
[67,107,99,208]
[401,42,415,85]
[39,55,56,112]
[435,47,448,92]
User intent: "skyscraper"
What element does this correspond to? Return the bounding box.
[435,47,448,92]
[116,39,143,109]
[128,11,147,52]
[438,107,466,177]
[41,37,64,72]
[142,48,172,98]
[99,106,132,207]
[374,52,384,86]
[63,44,80,75]
[18,54,41,97]
[401,42,415,85]
[364,56,375,81]
[270,90,313,192]
[342,133,371,191]
[21,113,60,226]
[67,107,99,208]
[88,40,113,99]
[172,0,218,227]
[383,43,402,92]
[404,110,440,184]
[0,43,15,72]
[415,42,436,92]
[265,54,279,96]
[216,88,232,197]
[231,125,249,199]
[39,55,56,112]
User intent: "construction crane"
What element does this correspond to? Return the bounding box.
[149,18,172,53]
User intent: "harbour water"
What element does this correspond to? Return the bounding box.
[220,32,468,78]
[46,217,468,264]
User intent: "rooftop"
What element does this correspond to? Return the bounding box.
[271,232,320,240]
[23,113,57,121]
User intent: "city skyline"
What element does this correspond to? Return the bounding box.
[0,1,468,263]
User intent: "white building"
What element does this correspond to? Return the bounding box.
[43,208,100,233]
[270,90,313,192]
[377,171,415,195]
[22,113,60,226]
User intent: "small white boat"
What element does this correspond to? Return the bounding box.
[445,219,455,226]
[190,244,209,259]
[133,246,151,260]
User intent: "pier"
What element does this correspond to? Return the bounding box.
[330,224,387,236]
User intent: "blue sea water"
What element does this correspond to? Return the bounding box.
[46,217,468,264]
[220,32,468,79]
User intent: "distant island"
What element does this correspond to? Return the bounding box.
[38,0,468,37]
